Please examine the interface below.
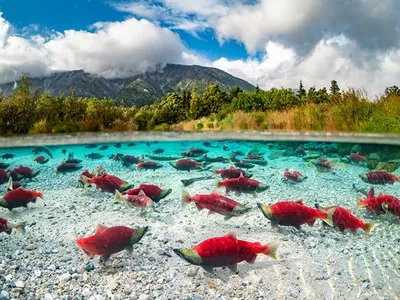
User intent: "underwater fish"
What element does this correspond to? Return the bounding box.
[349,153,366,163]
[312,159,334,172]
[118,154,143,166]
[233,161,255,169]
[34,155,49,164]
[222,145,229,151]
[99,145,109,151]
[246,154,263,160]
[170,159,203,171]
[217,173,268,194]
[145,154,180,161]
[382,200,400,221]
[1,153,15,159]
[85,144,98,149]
[136,161,162,170]
[61,149,67,155]
[173,232,279,273]
[13,165,40,179]
[77,166,104,187]
[85,153,104,159]
[65,158,83,164]
[82,173,133,193]
[32,146,53,158]
[114,190,153,208]
[257,201,335,230]
[295,147,307,155]
[76,224,148,263]
[114,143,121,149]
[241,159,268,166]
[127,143,136,147]
[152,148,165,154]
[181,175,215,187]
[124,184,171,203]
[213,167,252,179]
[359,171,400,185]
[358,186,400,214]
[0,169,9,184]
[181,148,209,157]
[316,204,374,233]
[0,162,10,169]
[0,187,43,211]
[56,162,82,174]
[182,190,250,220]
[0,217,25,235]
[282,169,307,183]
[196,154,228,163]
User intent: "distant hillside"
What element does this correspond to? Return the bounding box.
[0,64,255,107]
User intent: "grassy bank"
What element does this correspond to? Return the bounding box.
[1,75,400,135]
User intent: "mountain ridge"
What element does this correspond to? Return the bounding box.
[0,64,255,107]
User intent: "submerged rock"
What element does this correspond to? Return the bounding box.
[366,153,381,169]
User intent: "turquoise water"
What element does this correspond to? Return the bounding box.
[0,138,400,299]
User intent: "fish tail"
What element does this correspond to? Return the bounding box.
[6,177,13,191]
[321,207,335,227]
[263,241,279,260]
[182,190,191,204]
[113,190,124,203]
[9,221,26,234]
[363,222,375,234]
[216,181,222,188]
[212,168,218,175]
[81,175,90,188]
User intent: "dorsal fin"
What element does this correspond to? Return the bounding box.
[296,200,304,205]
[225,232,237,240]
[138,189,146,196]
[211,190,221,196]
[95,224,108,234]
[367,186,374,198]
[229,166,235,169]
[239,172,244,179]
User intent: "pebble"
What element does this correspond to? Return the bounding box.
[81,288,92,297]
[48,264,56,271]
[15,280,24,288]
[85,262,95,272]
[26,244,36,251]
[186,267,198,277]
[44,294,53,300]
[34,269,42,277]
[0,291,9,299]
[59,273,71,283]
[138,294,150,300]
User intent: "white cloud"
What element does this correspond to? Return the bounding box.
[0,14,192,83]
[213,38,400,96]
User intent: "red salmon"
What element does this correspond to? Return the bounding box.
[217,173,268,194]
[173,233,279,273]
[124,184,171,203]
[0,217,25,235]
[0,187,43,211]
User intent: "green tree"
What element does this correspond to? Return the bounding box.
[384,85,400,97]
[298,80,306,99]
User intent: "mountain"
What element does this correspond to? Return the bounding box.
[0,64,255,107]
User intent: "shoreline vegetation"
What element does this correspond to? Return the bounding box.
[1,75,400,136]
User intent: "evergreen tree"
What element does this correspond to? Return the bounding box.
[298,80,306,98]
[329,80,341,96]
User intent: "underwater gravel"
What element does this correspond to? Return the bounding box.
[0,140,399,299]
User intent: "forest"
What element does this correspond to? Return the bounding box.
[0,75,400,135]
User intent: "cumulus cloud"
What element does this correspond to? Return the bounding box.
[213,38,400,96]
[0,13,192,83]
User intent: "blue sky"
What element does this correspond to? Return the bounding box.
[0,0,249,61]
[0,0,399,95]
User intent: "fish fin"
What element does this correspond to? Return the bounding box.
[296,200,304,205]
[6,177,13,191]
[195,203,203,211]
[95,224,108,234]
[307,219,316,227]
[100,254,110,263]
[315,203,326,210]
[322,207,336,226]
[239,172,244,178]
[207,210,215,215]
[381,203,390,214]
[294,225,301,230]
[226,264,238,273]
[363,222,375,234]
[245,255,257,264]
[211,190,221,196]
[201,265,214,273]
[224,215,233,221]
[82,249,93,257]
[8,221,26,234]
[125,245,133,254]
[264,241,279,260]
[357,198,365,209]
[138,189,146,196]
[81,175,91,188]
[225,232,237,240]
[182,190,191,204]
[113,190,125,203]
[367,186,374,198]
